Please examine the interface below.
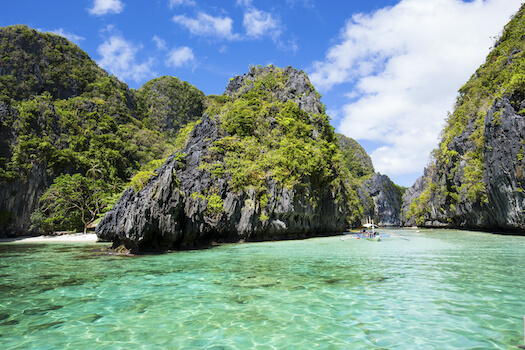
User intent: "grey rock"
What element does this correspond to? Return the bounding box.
[402,96,525,232]
[401,169,430,227]
[362,173,403,226]
[225,66,323,115]
[0,162,53,237]
[97,116,348,251]
[482,97,525,231]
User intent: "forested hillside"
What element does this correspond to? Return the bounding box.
[0,25,204,235]
[336,134,405,226]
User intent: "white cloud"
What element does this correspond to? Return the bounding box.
[47,28,85,44]
[97,35,156,83]
[153,35,167,50]
[278,37,298,54]
[165,46,195,68]
[236,0,253,6]
[286,0,314,8]
[243,8,282,39]
[173,12,238,40]
[310,0,523,180]
[88,0,124,16]
[168,0,196,8]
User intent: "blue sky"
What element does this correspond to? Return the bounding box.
[1,0,523,187]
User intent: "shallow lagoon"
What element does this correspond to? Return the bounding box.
[0,229,524,349]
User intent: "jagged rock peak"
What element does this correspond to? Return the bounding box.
[362,173,405,227]
[225,65,324,115]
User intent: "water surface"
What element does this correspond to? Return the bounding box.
[0,229,524,349]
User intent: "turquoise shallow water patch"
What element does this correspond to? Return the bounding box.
[0,229,524,349]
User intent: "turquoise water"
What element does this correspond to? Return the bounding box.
[0,229,524,349]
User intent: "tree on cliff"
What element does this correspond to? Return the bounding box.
[33,173,110,234]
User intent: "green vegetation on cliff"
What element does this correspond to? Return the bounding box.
[203,67,337,189]
[336,134,374,179]
[135,76,205,138]
[96,65,380,251]
[405,4,525,224]
[198,66,364,224]
[0,25,204,233]
[0,25,107,103]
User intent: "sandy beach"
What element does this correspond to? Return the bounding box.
[0,233,99,243]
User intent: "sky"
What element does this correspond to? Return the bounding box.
[1,0,523,187]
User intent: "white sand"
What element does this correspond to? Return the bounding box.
[0,233,99,243]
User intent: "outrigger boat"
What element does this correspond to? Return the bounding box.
[364,219,381,241]
[342,217,382,241]
[341,217,410,242]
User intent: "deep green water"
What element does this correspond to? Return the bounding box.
[0,229,524,349]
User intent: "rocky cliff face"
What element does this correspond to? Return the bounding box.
[402,4,525,233]
[335,133,403,226]
[96,66,352,252]
[480,96,525,231]
[401,169,429,227]
[0,163,53,236]
[362,174,404,226]
[403,96,525,232]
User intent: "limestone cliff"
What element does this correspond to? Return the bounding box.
[0,24,397,239]
[96,66,353,251]
[403,4,525,233]
[0,25,108,236]
[336,134,403,226]
[362,174,404,226]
